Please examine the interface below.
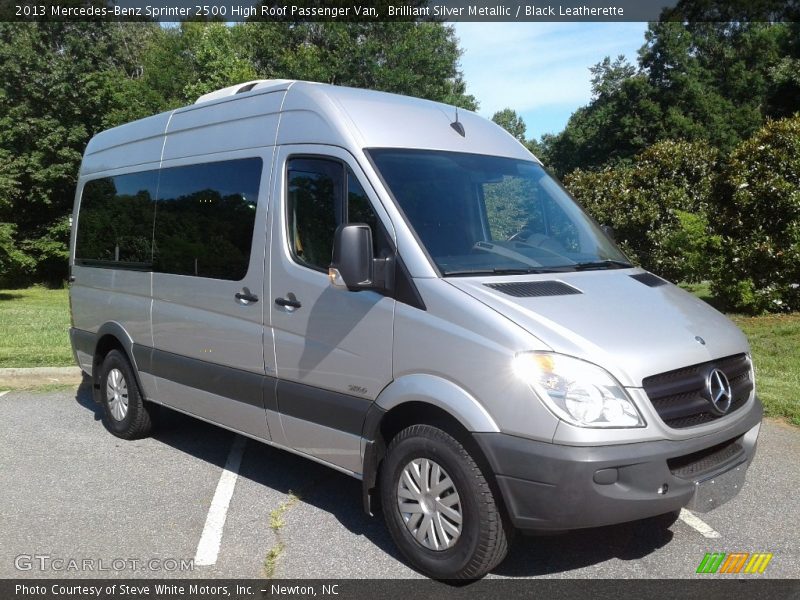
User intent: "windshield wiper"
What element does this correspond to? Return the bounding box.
[570,259,633,271]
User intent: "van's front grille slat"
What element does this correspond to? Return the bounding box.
[642,354,753,429]
[668,438,745,479]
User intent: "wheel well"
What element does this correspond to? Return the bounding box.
[91,335,129,402]
[367,401,508,523]
[379,401,472,448]
[93,334,126,375]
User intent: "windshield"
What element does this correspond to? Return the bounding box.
[368,149,630,276]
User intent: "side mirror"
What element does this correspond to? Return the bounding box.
[329,224,375,291]
[601,224,615,240]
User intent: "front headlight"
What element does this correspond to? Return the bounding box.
[512,352,645,428]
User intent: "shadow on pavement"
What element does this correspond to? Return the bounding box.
[74,379,676,577]
[495,513,677,577]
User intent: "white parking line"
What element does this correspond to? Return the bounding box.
[194,435,247,566]
[0,391,9,398]
[679,508,721,539]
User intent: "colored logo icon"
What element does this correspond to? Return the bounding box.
[697,552,773,574]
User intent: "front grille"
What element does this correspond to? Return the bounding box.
[642,354,753,429]
[668,438,745,479]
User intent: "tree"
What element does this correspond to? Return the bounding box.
[0,21,478,284]
[541,54,664,176]
[544,20,800,177]
[0,23,161,284]
[236,22,477,109]
[491,108,527,142]
[712,116,800,313]
[564,140,720,282]
[180,22,259,101]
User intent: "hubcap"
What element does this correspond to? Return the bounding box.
[397,458,463,551]
[106,368,129,421]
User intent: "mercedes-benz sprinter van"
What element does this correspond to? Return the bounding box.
[69,80,762,579]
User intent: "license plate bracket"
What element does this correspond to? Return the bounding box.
[686,459,748,513]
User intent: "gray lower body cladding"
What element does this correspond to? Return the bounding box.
[473,399,763,532]
[69,328,372,436]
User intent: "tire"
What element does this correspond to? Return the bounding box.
[380,424,510,580]
[98,349,153,440]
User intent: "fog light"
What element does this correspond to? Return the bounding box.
[593,468,618,485]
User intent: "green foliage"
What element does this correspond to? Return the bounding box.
[181,23,259,101]
[0,21,477,285]
[0,222,35,284]
[543,21,799,177]
[711,116,800,313]
[658,210,722,284]
[237,22,477,109]
[491,108,527,142]
[564,140,720,282]
[0,22,163,284]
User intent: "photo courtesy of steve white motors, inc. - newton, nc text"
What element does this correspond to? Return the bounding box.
[1,0,800,599]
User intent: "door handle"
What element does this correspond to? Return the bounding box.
[275,296,302,309]
[235,291,259,303]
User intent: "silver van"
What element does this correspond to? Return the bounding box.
[69,80,762,579]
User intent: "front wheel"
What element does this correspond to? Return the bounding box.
[98,349,153,440]
[380,424,510,579]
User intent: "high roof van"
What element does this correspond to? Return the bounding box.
[69,80,762,579]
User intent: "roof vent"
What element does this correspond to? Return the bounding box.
[484,281,582,298]
[629,272,668,288]
[194,79,293,105]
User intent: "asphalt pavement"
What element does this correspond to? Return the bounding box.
[0,383,797,580]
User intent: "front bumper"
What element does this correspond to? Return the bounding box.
[474,398,762,532]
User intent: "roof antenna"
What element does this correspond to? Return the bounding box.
[450,107,466,137]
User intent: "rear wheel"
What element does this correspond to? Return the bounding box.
[98,349,153,440]
[380,424,510,579]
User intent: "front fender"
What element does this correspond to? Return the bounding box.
[359,373,499,516]
[374,373,500,433]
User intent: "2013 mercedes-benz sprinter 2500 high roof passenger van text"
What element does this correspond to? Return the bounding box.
[69,80,762,579]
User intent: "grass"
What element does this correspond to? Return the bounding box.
[262,491,301,578]
[0,286,72,368]
[262,543,285,579]
[679,282,800,425]
[269,491,300,533]
[0,284,797,425]
[731,313,800,426]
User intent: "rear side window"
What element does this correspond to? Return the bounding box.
[75,171,158,268]
[153,158,262,280]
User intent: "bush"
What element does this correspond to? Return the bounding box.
[0,222,35,286]
[563,140,720,282]
[711,115,800,313]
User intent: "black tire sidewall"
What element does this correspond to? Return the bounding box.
[99,350,142,436]
[380,427,487,579]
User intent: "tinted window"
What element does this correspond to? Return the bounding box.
[347,170,389,257]
[287,158,344,271]
[287,158,389,271]
[75,171,157,268]
[153,158,262,280]
[369,149,628,275]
